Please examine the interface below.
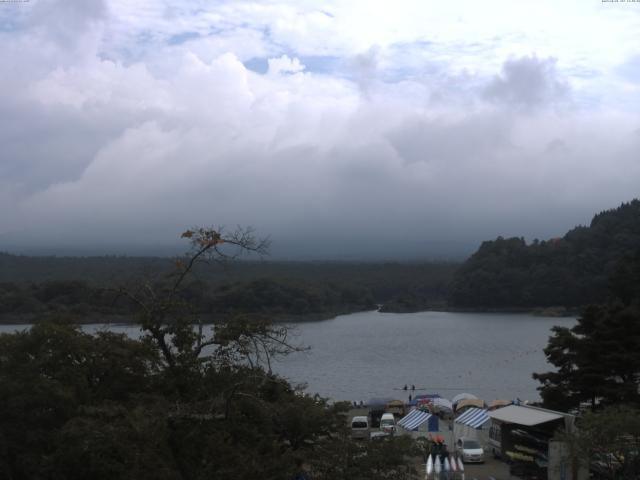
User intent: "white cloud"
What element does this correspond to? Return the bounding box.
[1,0,640,257]
[267,55,305,75]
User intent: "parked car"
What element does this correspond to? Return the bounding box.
[379,413,396,434]
[370,431,391,441]
[456,438,485,463]
[351,416,370,440]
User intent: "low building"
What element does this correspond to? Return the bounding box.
[487,404,587,480]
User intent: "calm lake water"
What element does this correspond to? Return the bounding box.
[274,310,575,403]
[0,310,574,404]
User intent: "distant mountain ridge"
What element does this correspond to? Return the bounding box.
[449,199,640,309]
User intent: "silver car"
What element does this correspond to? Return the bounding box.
[456,438,485,463]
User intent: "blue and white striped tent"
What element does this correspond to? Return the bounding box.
[455,408,489,428]
[398,409,439,432]
[453,408,490,446]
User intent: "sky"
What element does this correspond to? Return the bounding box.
[1,0,639,259]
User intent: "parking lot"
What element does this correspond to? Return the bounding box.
[349,408,521,480]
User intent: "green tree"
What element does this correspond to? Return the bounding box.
[0,321,160,479]
[0,227,418,480]
[450,199,640,309]
[534,303,640,410]
[534,249,640,411]
[556,406,640,480]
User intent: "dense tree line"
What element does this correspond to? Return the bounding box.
[0,227,419,479]
[450,199,640,308]
[210,278,375,316]
[0,280,131,319]
[0,253,457,295]
[0,252,172,283]
[0,254,456,321]
[0,277,377,323]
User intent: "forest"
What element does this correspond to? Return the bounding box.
[0,254,456,323]
[3,200,640,322]
[449,200,640,309]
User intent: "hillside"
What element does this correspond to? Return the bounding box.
[449,199,640,309]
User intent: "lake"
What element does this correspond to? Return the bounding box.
[274,310,575,403]
[0,310,574,404]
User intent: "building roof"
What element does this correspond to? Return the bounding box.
[488,399,512,410]
[455,408,490,428]
[487,405,563,426]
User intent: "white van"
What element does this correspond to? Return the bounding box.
[351,416,370,439]
[379,413,396,434]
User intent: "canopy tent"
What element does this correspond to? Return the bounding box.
[455,408,489,428]
[409,393,440,407]
[414,394,441,401]
[413,394,449,410]
[430,397,453,411]
[398,409,439,432]
[454,408,490,447]
[455,398,485,412]
[452,393,477,405]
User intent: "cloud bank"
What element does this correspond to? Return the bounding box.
[1,0,639,258]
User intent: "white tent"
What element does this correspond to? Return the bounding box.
[431,397,453,412]
[451,392,477,407]
[453,408,490,447]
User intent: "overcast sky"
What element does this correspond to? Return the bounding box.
[1,0,639,259]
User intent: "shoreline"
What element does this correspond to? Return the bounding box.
[0,309,370,326]
[0,305,578,326]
